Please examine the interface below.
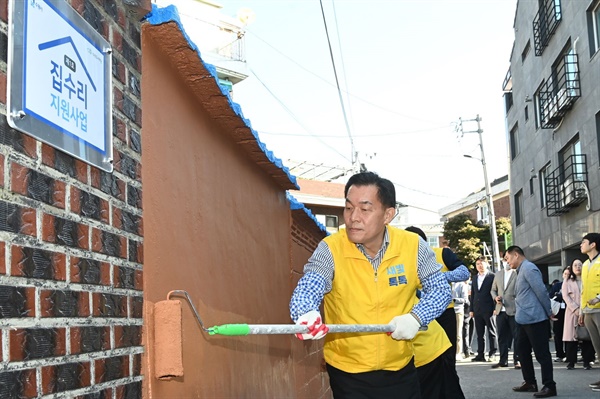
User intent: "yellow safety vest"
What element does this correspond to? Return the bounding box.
[413,319,451,368]
[323,226,420,373]
[581,256,600,310]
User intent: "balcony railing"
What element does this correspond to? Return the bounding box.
[533,0,562,56]
[545,154,588,216]
[538,54,580,129]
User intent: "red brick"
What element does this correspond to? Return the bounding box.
[9,329,26,361]
[22,134,37,159]
[111,27,123,52]
[0,0,8,22]
[20,207,37,237]
[40,365,55,395]
[135,269,143,290]
[77,223,90,250]
[0,71,6,104]
[101,262,111,285]
[138,216,144,237]
[114,117,126,142]
[11,163,29,196]
[94,358,105,383]
[41,144,55,167]
[70,187,81,214]
[132,353,142,376]
[41,214,56,243]
[56,328,67,356]
[52,252,67,281]
[90,168,101,190]
[113,87,123,112]
[100,198,110,224]
[39,290,53,317]
[74,159,88,183]
[113,207,122,229]
[21,368,37,398]
[91,228,102,253]
[52,180,66,209]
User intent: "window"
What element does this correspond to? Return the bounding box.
[427,236,439,247]
[534,82,544,129]
[529,177,535,196]
[540,163,551,208]
[589,1,600,55]
[510,124,520,159]
[525,105,529,121]
[515,190,524,226]
[559,136,583,180]
[522,40,531,63]
[596,111,600,164]
[477,203,489,224]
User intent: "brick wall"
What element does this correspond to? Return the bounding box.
[0,1,144,397]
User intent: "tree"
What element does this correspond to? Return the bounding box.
[443,214,513,272]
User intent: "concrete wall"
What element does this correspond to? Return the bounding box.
[0,0,145,397]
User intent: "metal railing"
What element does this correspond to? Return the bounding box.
[545,154,587,216]
[538,54,580,129]
[533,0,562,56]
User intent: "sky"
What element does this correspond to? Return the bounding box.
[175,0,518,213]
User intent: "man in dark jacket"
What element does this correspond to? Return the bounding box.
[470,256,498,362]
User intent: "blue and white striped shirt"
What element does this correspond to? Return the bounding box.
[290,229,452,325]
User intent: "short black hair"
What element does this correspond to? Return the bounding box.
[405,226,426,241]
[344,172,396,209]
[506,245,525,256]
[583,233,600,248]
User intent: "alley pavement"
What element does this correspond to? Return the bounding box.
[457,355,600,398]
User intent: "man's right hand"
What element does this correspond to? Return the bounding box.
[295,310,328,340]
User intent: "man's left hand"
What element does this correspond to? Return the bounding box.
[388,313,421,340]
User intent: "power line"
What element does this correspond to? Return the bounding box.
[247,67,351,162]
[245,29,438,125]
[257,124,451,137]
[319,0,356,169]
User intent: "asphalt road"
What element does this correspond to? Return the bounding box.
[457,356,600,398]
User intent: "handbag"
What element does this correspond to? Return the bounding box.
[575,325,591,341]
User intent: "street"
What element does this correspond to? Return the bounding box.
[457,356,599,398]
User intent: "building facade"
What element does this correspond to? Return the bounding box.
[503,0,600,281]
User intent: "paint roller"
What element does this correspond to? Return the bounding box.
[153,290,426,379]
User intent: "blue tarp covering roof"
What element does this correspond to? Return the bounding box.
[145,4,298,190]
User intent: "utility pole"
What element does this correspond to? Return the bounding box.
[458,115,501,272]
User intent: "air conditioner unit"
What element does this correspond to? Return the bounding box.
[561,178,586,207]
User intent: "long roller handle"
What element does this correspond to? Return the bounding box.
[208,323,427,336]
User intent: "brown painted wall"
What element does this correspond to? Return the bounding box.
[141,27,330,397]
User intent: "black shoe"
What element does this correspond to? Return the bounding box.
[492,362,508,368]
[471,356,486,362]
[533,386,557,398]
[566,363,574,370]
[512,382,538,392]
[584,363,592,370]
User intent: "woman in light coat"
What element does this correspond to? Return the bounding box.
[562,259,595,369]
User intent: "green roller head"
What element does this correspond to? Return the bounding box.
[208,324,251,336]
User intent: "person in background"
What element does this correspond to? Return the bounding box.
[562,259,595,370]
[507,246,556,398]
[579,233,600,393]
[453,280,470,360]
[549,272,566,363]
[405,226,470,360]
[463,277,474,358]
[490,253,520,369]
[470,257,497,362]
[289,171,451,398]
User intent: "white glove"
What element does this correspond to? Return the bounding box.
[295,310,328,340]
[389,313,421,340]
